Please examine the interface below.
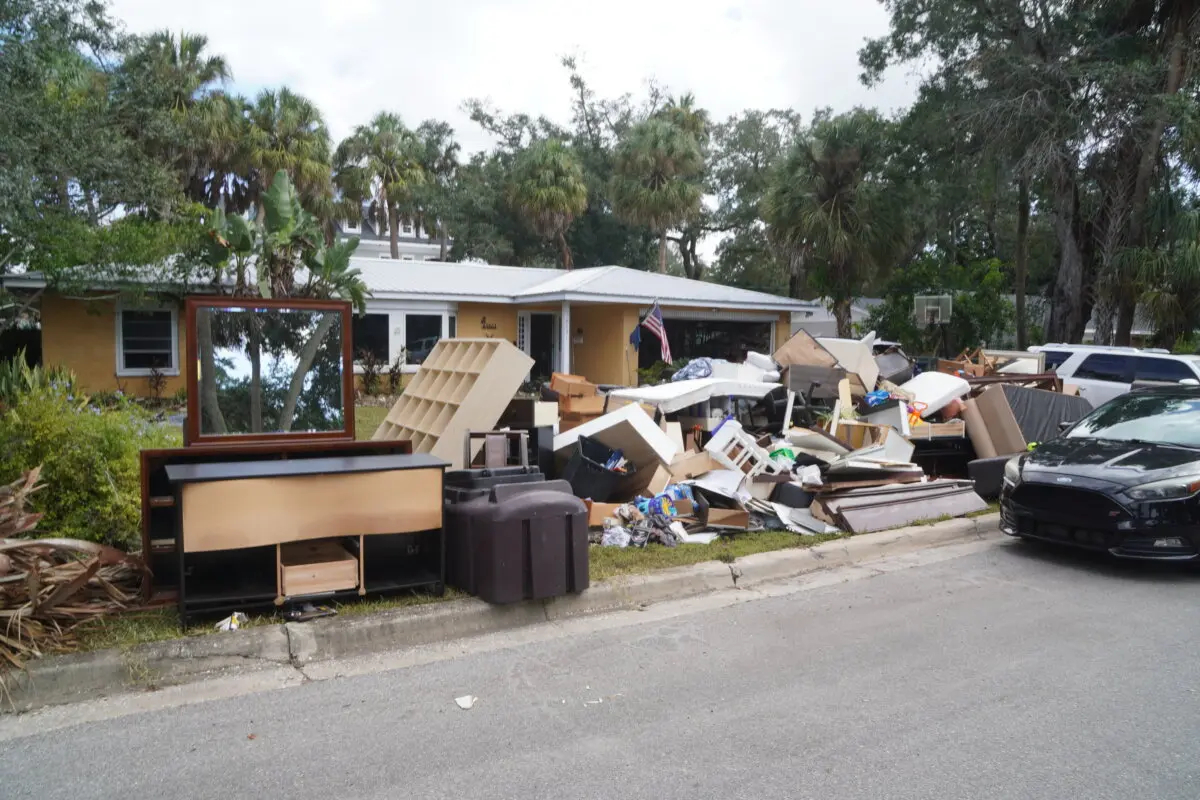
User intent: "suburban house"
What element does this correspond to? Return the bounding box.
[2,260,821,396]
[338,205,447,262]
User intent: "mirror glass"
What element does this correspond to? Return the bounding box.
[195,306,346,436]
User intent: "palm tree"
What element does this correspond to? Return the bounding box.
[131,30,229,113]
[334,113,426,260]
[416,120,461,261]
[610,118,704,273]
[508,139,588,269]
[1128,208,1200,350]
[245,88,333,225]
[763,111,902,337]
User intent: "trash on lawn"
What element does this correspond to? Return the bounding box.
[215,611,249,632]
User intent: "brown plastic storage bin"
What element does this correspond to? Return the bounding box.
[444,480,588,604]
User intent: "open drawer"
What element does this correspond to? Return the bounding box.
[279,539,360,597]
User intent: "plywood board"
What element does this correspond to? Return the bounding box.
[181,468,442,552]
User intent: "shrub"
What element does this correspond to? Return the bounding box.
[0,387,178,550]
[0,350,77,410]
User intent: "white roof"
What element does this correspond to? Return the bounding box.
[3,258,820,313]
[358,260,818,312]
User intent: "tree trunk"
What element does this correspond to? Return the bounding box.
[248,320,263,433]
[556,230,573,270]
[1116,298,1137,346]
[439,223,449,262]
[279,313,340,432]
[388,201,400,260]
[1015,176,1030,349]
[1046,169,1087,343]
[657,233,668,273]
[833,296,853,339]
[196,310,227,434]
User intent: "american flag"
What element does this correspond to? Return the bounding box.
[641,302,671,362]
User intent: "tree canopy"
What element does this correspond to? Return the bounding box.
[5,0,1200,350]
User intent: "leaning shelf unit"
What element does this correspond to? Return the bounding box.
[373,338,534,469]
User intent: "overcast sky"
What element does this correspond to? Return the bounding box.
[109,0,917,154]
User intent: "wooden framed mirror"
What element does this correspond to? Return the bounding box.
[184,297,355,446]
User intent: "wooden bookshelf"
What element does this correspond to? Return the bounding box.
[373,338,534,469]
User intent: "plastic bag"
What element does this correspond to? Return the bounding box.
[601,527,632,548]
[671,358,714,382]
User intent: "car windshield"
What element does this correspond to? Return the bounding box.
[1067,393,1200,448]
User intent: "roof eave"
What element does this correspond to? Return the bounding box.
[516,290,818,311]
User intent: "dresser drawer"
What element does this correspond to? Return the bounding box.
[280,540,358,596]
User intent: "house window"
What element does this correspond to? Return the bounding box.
[352,314,389,363]
[448,315,457,338]
[344,217,361,233]
[117,307,177,375]
[401,221,414,236]
[405,314,443,366]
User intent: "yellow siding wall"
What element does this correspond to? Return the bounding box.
[775,313,790,353]
[40,294,187,397]
[570,303,640,386]
[456,303,518,345]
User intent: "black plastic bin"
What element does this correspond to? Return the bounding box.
[444,466,544,503]
[444,480,588,604]
[559,435,635,502]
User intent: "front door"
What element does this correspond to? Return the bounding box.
[528,313,557,379]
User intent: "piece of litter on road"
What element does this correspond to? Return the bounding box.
[584,698,604,705]
[455,695,477,710]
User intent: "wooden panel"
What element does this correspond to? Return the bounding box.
[182,468,442,552]
[280,540,359,596]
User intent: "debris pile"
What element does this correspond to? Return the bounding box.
[1,468,150,676]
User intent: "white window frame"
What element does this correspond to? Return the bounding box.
[352,302,458,374]
[344,217,361,233]
[115,302,179,377]
[401,220,415,236]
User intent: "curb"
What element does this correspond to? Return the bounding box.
[5,513,999,713]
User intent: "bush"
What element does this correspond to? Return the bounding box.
[0,350,77,410]
[0,387,179,550]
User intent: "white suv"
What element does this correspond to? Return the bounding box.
[1029,344,1200,406]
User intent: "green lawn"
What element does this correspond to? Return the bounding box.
[355,405,389,439]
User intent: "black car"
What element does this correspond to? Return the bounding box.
[1001,386,1200,560]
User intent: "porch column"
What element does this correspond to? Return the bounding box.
[560,301,571,374]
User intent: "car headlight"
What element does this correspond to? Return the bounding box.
[1126,476,1200,502]
[1003,455,1022,486]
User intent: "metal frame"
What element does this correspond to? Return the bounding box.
[184,296,356,447]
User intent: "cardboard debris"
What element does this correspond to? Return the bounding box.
[818,480,987,533]
[669,450,720,480]
[774,329,839,369]
[706,508,750,528]
[551,372,598,398]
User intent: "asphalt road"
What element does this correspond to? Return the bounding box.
[4,538,1200,800]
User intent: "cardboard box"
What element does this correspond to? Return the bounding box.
[560,394,607,415]
[551,372,597,398]
[674,498,695,517]
[585,500,624,528]
[646,464,672,496]
[706,508,750,528]
[668,450,718,480]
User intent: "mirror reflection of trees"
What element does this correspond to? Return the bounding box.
[198,307,344,435]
